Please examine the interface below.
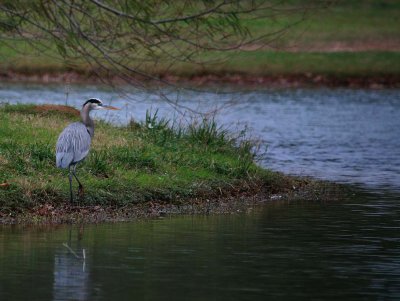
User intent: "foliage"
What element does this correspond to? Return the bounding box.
[0,0,324,84]
[1,1,399,81]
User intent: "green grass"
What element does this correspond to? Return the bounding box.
[0,104,287,212]
[243,0,400,50]
[165,51,400,77]
[0,1,399,78]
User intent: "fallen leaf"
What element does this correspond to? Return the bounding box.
[0,182,10,189]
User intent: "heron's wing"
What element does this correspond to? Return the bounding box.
[56,122,91,168]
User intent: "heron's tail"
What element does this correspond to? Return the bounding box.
[56,153,73,169]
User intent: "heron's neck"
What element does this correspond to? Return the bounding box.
[81,105,95,137]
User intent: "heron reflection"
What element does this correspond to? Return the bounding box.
[53,227,90,301]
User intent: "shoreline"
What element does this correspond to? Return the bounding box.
[1,70,399,89]
[0,179,347,225]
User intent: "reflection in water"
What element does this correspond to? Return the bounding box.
[53,228,89,301]
[0,191,400,300]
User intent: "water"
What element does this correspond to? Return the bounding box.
[1,83,400,300]
[1,193,399,300]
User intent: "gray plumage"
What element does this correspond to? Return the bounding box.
[55,98,119,203]
[56,122,92,168]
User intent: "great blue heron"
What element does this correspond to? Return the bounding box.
[56,98,119,203]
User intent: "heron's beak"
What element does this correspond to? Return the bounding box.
[102,105,120,110]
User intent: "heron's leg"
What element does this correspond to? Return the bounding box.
[68,166,74,203]
[72,164,84,198]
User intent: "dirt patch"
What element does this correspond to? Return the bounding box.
[241,40,400,52]
[1,70,399,89]
[164,73,400,89]
[34,104,80,117]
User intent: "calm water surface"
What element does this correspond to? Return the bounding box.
[1,193,399,300]
[0,84,399,300]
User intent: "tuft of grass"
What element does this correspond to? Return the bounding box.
[0,104,281,210]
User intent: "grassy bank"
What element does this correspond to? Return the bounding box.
[168,51,400,77]
[3,51,399,77]
[0,1,399,85]
[1,104,314,222]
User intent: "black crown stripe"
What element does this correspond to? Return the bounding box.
[82,98,102,107]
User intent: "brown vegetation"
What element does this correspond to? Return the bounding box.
[1,70,399,88]
[33,105,80,116]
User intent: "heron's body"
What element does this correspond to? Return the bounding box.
[56,122,92,168]
[55,98,118,203]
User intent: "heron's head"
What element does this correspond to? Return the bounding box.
[83,98,119,111]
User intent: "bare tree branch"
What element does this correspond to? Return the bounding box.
[0,0,329,113]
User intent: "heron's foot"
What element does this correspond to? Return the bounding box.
[78,184,85,199]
